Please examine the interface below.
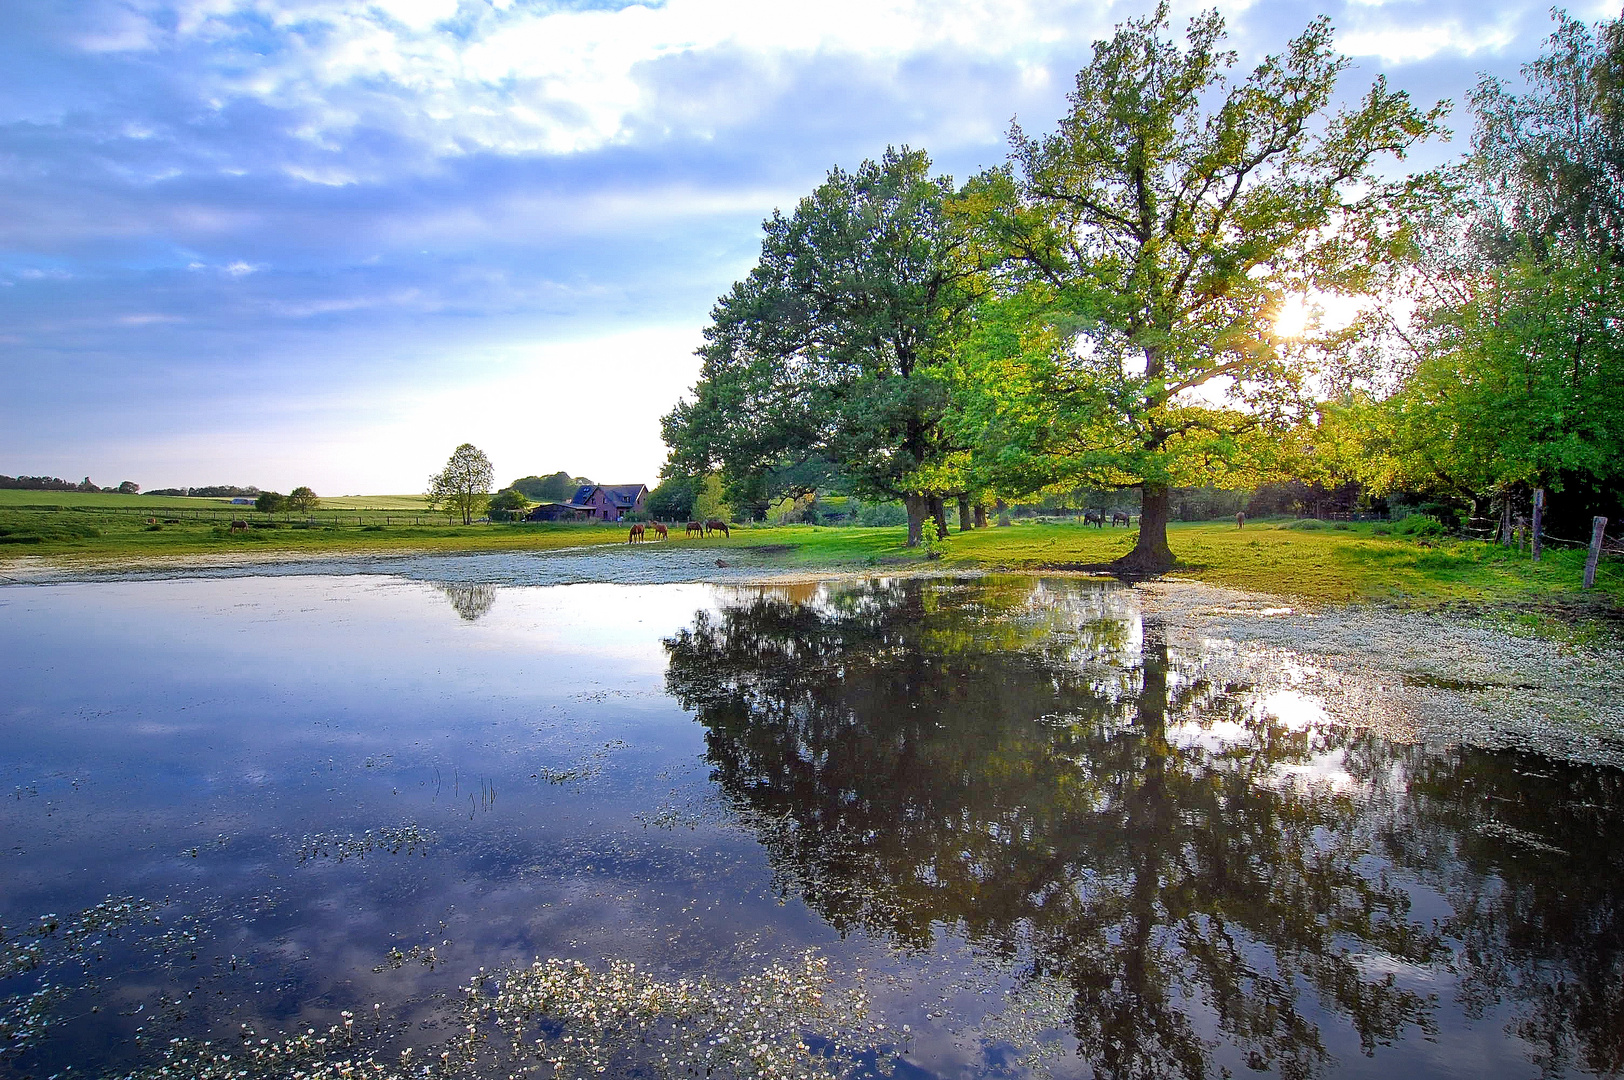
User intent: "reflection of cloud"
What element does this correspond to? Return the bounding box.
[432,581,497,621]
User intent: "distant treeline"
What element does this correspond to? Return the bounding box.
[146,485,261,498]
[2,475,139,493]
[505,472,591,503]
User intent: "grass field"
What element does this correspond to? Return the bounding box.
[0,490,432,511]
[2,501,1619,623]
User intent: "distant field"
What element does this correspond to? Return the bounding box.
[0,490,241,510]
[0,490,431,511]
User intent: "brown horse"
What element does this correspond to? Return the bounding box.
[1236,511,1246,530]
[1083,509,1105,528]
[627,524,645,543]
[685,521,704,537]
[705,519,730,538]
[651,522,669,540]
[229,519,248,532]
[1111,512,1131,527]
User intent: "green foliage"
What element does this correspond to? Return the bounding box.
[510,472,590,502]
[662,146,984,539]
[645,475,698,521]
[255,491,285,513]
[1395,515,1447,538]
[1470,11,1624,256]
[958,4,1444,571]
[427,444,495,526]
[854,500,908,527]
[488,488,527,512]
[918,516,948,559]
[691,474,731,524]
[1284,519,1328,531]
[285,486,319,513]
[487,487,528,522]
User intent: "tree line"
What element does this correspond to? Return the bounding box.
[660,5,1623,570]
[3,475,140,493]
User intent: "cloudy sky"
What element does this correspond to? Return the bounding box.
[0,0,1602,494]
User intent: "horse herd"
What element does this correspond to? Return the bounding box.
[627,519,730,543]
[1082,510,1133,528]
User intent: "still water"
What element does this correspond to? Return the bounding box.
[1,571,1620,1079]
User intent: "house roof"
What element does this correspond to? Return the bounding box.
[568,483,647,508]
[600,484,647,507]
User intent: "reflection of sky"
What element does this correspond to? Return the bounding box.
[3,572,1620,1079]
[0,0,1573,492]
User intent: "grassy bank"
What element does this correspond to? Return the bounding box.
[2,505,1618,616]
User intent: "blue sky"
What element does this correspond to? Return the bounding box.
[0,0,1599,494]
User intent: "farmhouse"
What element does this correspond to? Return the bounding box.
[527,484,648,522]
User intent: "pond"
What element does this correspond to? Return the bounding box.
[1,566,1621,1079]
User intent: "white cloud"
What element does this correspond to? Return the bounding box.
[1338,16,1521,64]
[91,0,1120,158]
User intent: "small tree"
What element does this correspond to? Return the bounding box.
[117,481,139,494]
[285,486,319,513]
[429,444,495,525]
[488,487,529,522]
[255,491,285,513]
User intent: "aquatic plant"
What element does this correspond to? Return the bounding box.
[295,825,434,863]
[454,952,884,1080]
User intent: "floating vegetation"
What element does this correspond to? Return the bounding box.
[454,952,885,1080]
[295,825,434,863]
[89,955,885,1080]
[103,1014,397,1080]
[1,898,176,1058]
[0,985,66,1056]
[532,741,626,785]
[372,944,443,973]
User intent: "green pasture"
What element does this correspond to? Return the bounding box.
[2,506,1618,624]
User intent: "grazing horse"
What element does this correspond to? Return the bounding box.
[229,519,248,532]
[704,519,730,538]
[1112,512,1131,527]
[1236,511,1246,530]
[1082,509,1105,528]
[651,522,669,540]
[686,520,704,537]
[627,524,645,543]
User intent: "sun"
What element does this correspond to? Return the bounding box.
[1274,294,1310,338]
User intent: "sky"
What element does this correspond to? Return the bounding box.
[0,0,1607,494]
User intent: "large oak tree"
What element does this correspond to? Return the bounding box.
[662,147,984,545]
[976,5,1444,572]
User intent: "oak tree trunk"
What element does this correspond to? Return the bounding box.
[958,496,971,532]
[1114,484,1176,575]
[974,503,987,529]
[905,494,928,547]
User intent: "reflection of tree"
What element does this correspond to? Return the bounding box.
[433,582,497,622]
[1370,746,1624,1077]
[664,578,1624,1079]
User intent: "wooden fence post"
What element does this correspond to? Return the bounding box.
[1584,516,1608,589]
[1532,487,1544,562]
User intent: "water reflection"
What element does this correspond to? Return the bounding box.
[432,581,498,621]
[664,576,1624,1078]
